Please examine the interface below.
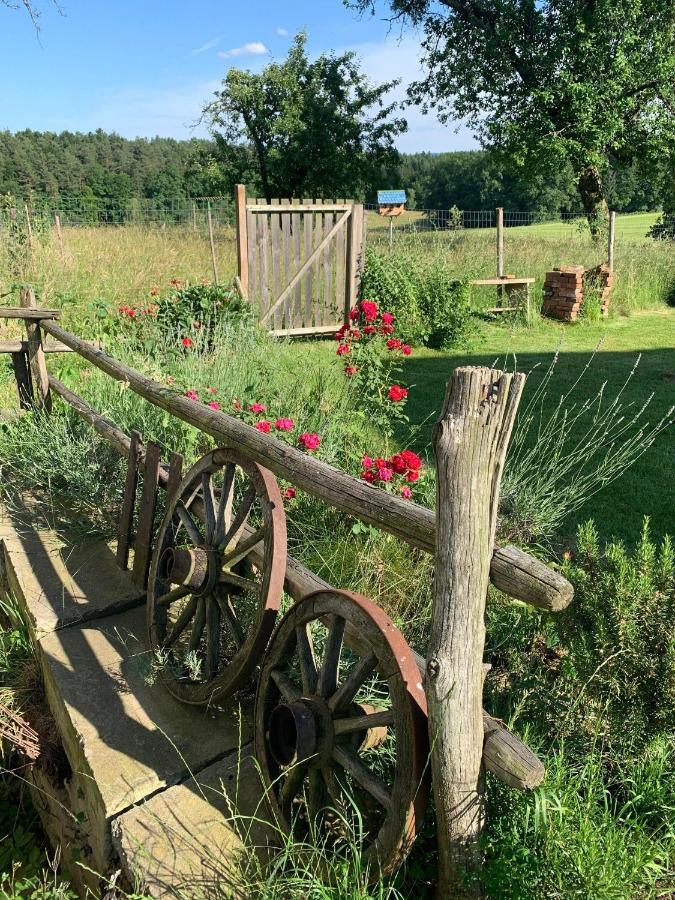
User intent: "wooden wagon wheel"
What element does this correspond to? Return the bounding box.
[255,589,429,880]
[147,447,287,705]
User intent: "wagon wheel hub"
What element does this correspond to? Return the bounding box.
[267,697,335,769]
[159,545,219,598]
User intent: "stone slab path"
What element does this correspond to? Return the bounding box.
[0,504,265,897]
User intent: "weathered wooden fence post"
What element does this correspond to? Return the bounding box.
[428,365,525,896]
[20,286,52,412]
[235,184,249,299]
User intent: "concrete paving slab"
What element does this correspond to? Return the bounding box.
[38,604,253,873]
[0,503,144,638]
[112,747,272,899]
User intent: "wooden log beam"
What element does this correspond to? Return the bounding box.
[48,378,544,793]
[40,320,572,612]
[0,340,98,354]
[0,307,60,320]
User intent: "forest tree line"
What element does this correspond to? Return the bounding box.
[0,128,667,218]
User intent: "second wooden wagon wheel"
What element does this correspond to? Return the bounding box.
[255,589,430,880]
[147,447,287,705]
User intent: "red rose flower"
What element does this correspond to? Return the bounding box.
[299,432,321,451]
[386,338,402,351]
[336,343,350,356]
[402,344,412,356]
[380,323,394,335]
[361,470,376,483]
[377,467,393,482]
[207,401,220,411]
[387,385,408,402]
[400,449,422,471]
[400,486,413,500]
[255,420,272,433]
[406,470,420,483]
[363,325,377,335]
[184,389,199,401]
[275,418,295,431]
[181,337,193,348]
[390,454,408,475]
[349,329,361,341]
[360,300,378,322]
[283,487,296,500]
[249,402,267,413]
[344,366,358,376]
[381,312,394,325]
[348,307,360,321]
[361,455,374,469]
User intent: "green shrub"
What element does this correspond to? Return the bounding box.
[154,280,250,336]
[361,247,473,349]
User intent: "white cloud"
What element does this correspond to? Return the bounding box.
[276,27,290,37]
[192,37,221,56]
[218,42,270,59]
[340,36,478,154]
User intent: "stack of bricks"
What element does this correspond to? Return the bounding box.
[583,263,614,316]
[542,266,585,321]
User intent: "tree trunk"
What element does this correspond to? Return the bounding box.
[577,164,609,240]
[427,366,525,898]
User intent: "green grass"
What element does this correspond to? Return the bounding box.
[398,309,675,547]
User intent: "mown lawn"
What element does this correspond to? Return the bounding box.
[398,309,675,546]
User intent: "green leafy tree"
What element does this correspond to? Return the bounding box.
[202,31,407,201]
[349,0,675,234]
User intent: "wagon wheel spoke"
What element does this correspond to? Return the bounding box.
[156,584,190,607]
[175,501,202,547]
[296,624,318,695]
[220,484,256,551]
[332,744,392,812]
[188,597,207,652]
[328,651,377,713]
[270,668,301,703]
[164,595,199,648]
[220,526,266,570]
[333,709,394,736]
[215,591,245,649]
[316,615,345,697]
[205,596,221,680]
[219,570,259,593]
[201,473,217,543]
[214,462,235,546]
[321,766,348,815]
[279,763,307,818]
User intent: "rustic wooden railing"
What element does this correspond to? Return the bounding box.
[1,291,575,894]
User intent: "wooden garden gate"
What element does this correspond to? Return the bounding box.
[234,185,365,337]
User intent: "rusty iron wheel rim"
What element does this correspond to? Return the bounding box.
[254,589,429,881]
[147,447,287,705]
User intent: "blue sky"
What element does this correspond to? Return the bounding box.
[1,0,477,153]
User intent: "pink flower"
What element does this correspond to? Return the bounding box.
[275,418,295,431]
[181,337,193,348]
[387,385,408,402]
[360,300,378,322]
[255,420,271,433]
[344,366,358,377]
[400,486,413,500]
[207,401,220,411]
[249,403,267,413]
[402,344,412,356]
[381,312,394,325]
[283,487,296,500]
[336,343,350,357]
[361,455,374,469]
[377,467,393,482]
[299,432,321,451]
[207,387,217,395]
[386,338,402,351]
[184,390,199,401]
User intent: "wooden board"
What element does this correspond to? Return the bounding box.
[132,440,162,589]
[117,431,142,571]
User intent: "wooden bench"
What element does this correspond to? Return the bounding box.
[470,277,535,317]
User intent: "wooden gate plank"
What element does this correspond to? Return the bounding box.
[280,199,292,329]
[335,199,346,324]
[270,199,282,331]
[258,207,270,320]
[303,199,313,328]
[314,200,324,327]
[291,199,302,328]
[246,208,257,306]
[322,201,335,326]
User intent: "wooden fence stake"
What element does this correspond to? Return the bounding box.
[428,366,524,896]
[117,430,142,570]
[235,184,249,298]
[54,214,63,249]
[207,201,219,285]
[20,287,51,412]
[11,350,33,409]
[132,440,162,588]
[608,209,616,270]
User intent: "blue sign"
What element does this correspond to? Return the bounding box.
[377,190,407,205]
